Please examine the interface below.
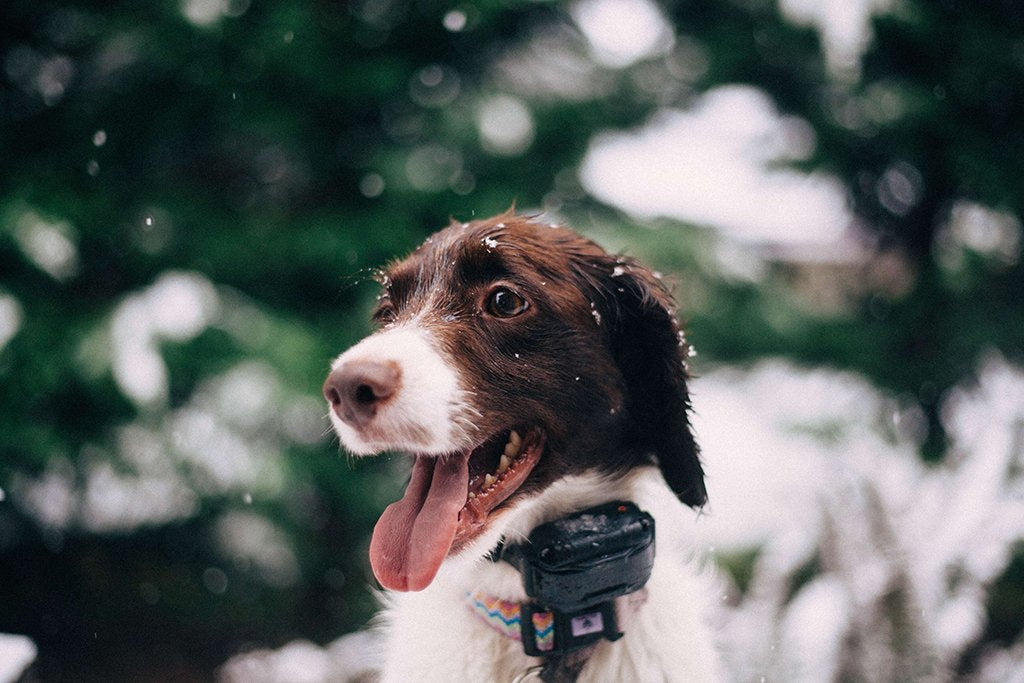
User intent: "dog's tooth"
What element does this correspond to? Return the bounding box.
[468,492,476,499]
[503,441,518,458]
[509,430,522,451]
[497,454,510,474]
[484,473,496,489]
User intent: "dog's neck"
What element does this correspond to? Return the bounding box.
[440,468,667,597]
[377,467,722,683]
[471,467,696,678]
[458,479,659,682]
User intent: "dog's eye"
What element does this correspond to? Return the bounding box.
[373,300,397,324]
[485,287,529,318]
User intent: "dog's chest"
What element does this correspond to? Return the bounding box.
[376,472,722,683]
[378,559,720,683]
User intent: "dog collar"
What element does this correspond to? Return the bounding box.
[471,501,655,658]
[466,590,621,657]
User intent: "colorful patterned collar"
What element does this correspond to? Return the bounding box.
[467,591,555,654]
[465,590,620,658]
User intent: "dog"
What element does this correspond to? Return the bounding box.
[323,211,720,682]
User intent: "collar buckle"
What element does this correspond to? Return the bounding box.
[519,600,622,657]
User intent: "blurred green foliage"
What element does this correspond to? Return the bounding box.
[1,0,1022,678]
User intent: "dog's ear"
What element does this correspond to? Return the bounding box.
[586,256,707,508]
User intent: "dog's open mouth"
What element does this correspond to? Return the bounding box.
[369,428,544,592]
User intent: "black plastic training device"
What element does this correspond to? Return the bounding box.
[497,500,656,656]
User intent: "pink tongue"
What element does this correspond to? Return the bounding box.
[369,452,469,591]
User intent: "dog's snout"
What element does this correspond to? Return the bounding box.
[324,360,401,428]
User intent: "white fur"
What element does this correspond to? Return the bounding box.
[374,467,723,683]
[329,323,477,455]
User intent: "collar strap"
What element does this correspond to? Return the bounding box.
[466,590,621,657]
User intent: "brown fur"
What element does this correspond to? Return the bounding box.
[372,211,707,510]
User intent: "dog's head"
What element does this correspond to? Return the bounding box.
[324,212,705,591]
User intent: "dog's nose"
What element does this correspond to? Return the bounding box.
[323,360,401,429]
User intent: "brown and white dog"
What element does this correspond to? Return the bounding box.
[323,212,720,681]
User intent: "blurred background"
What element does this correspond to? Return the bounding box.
[2,0,1023,680]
